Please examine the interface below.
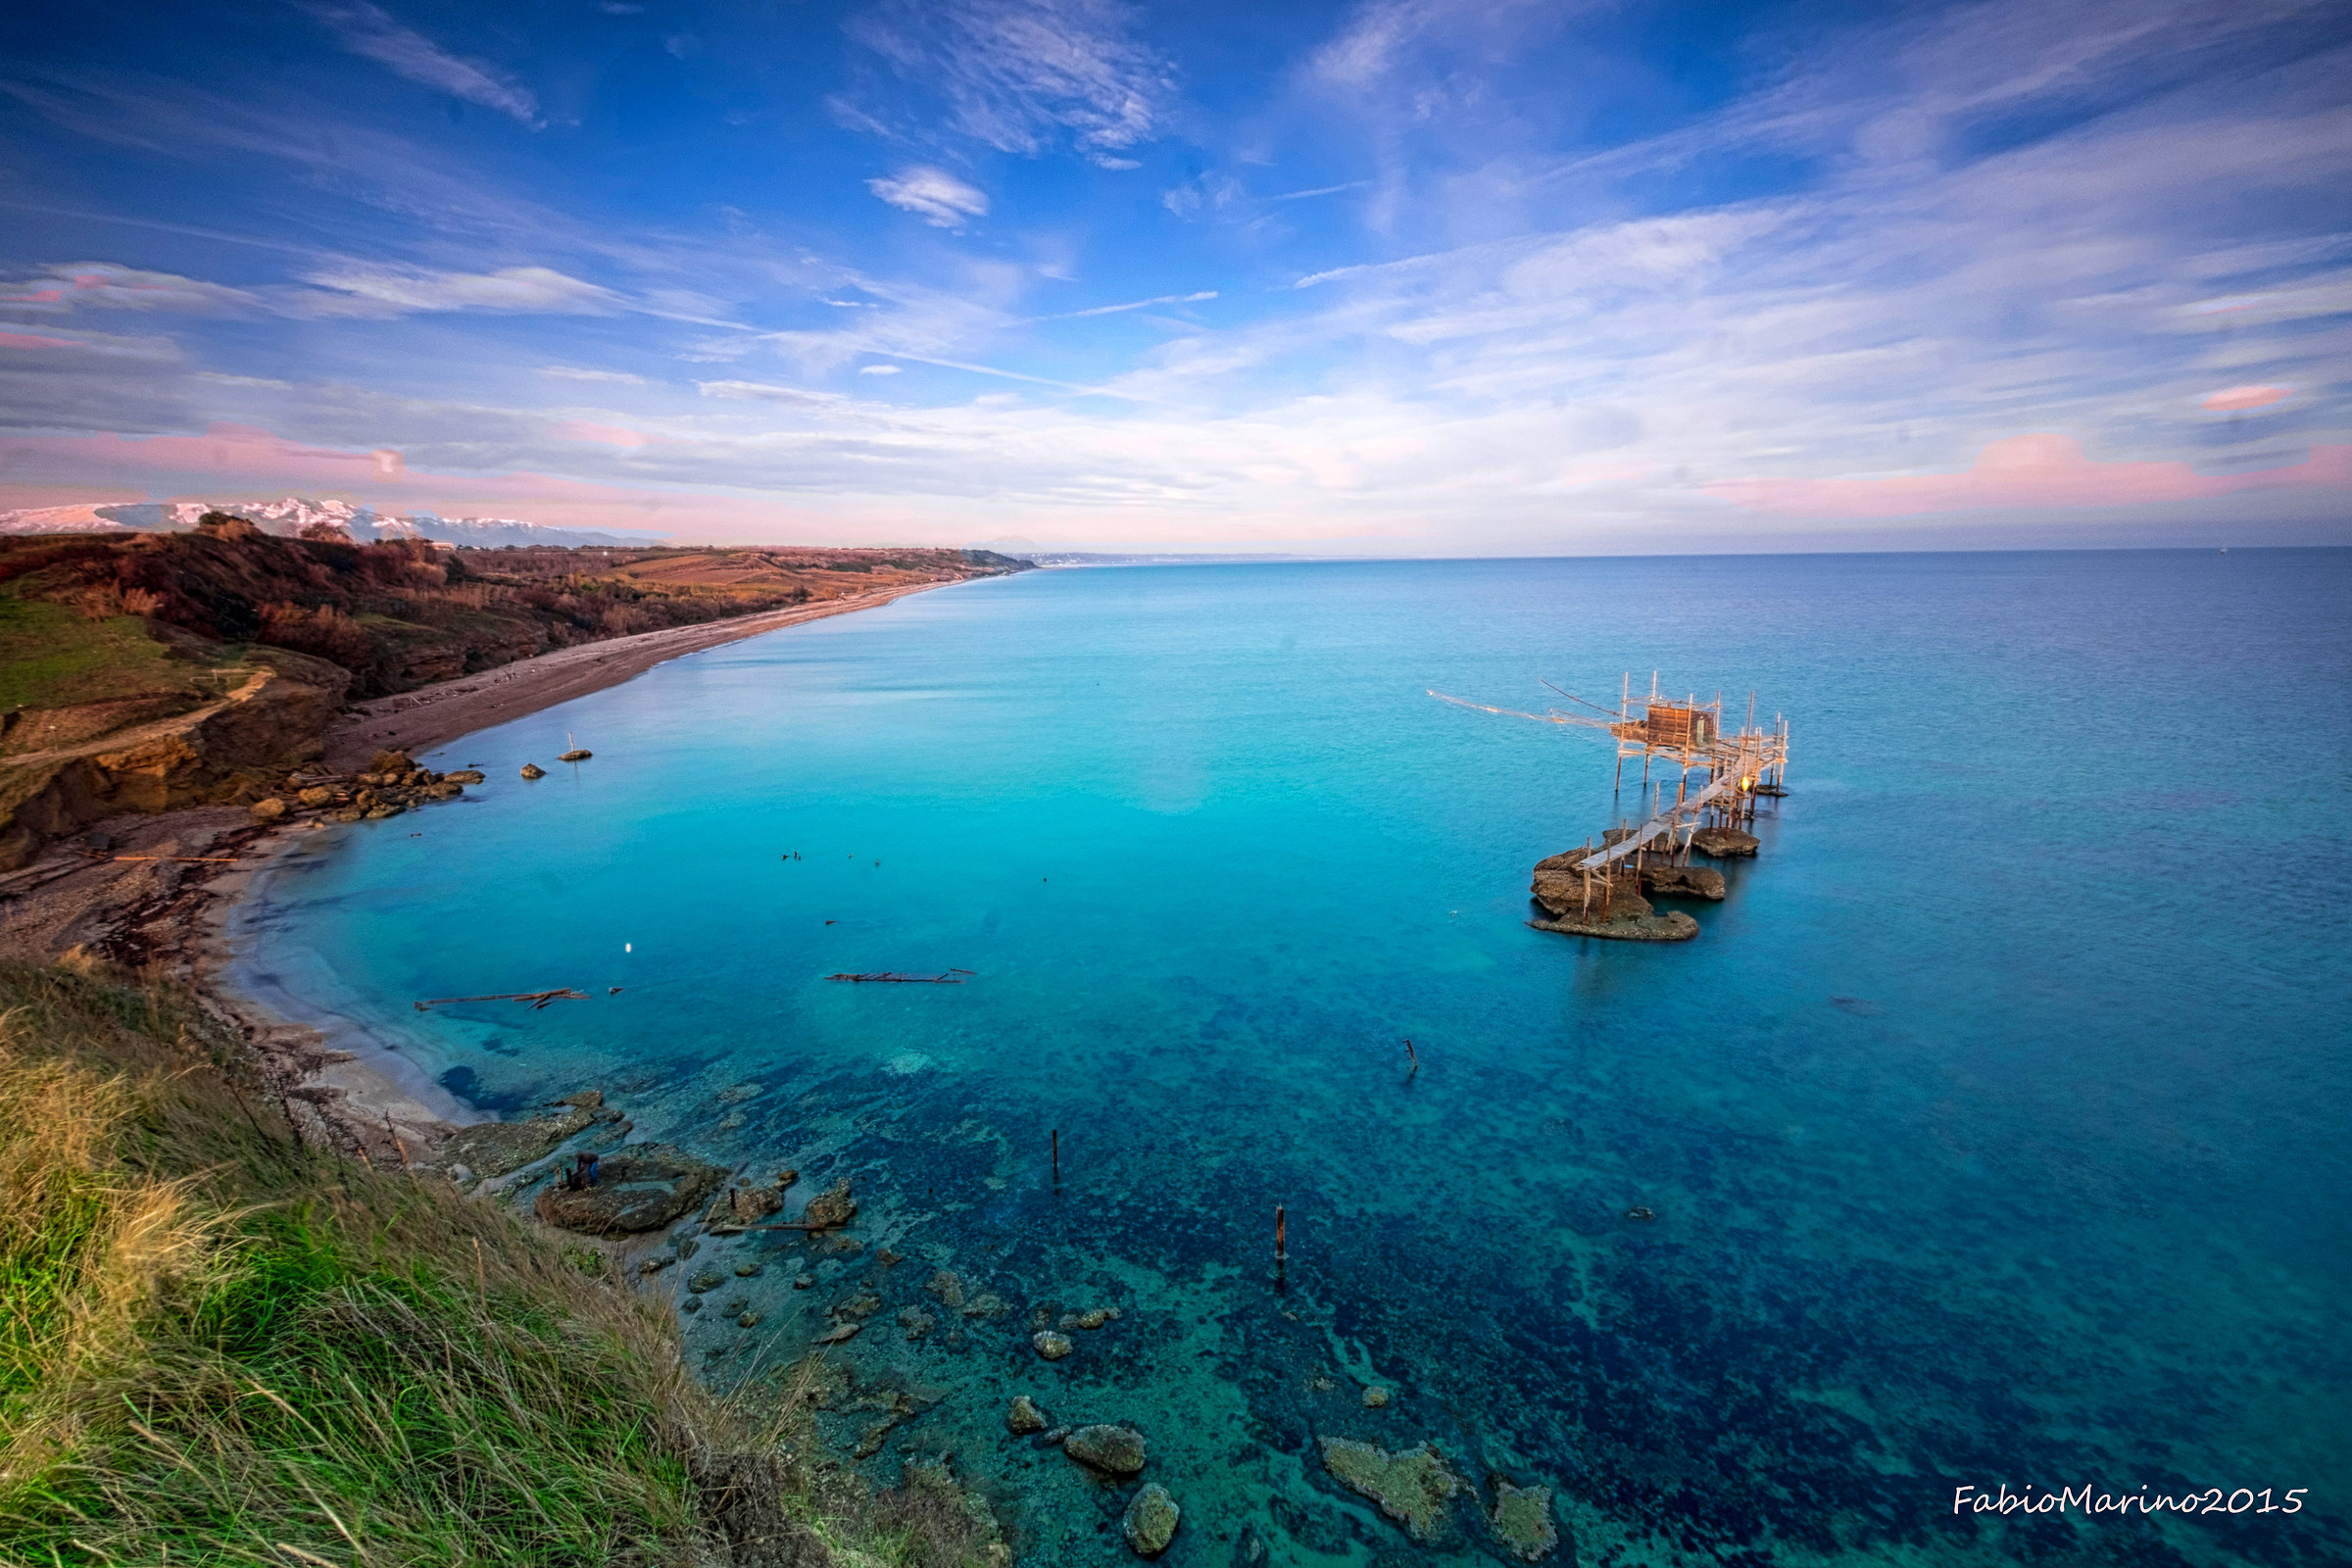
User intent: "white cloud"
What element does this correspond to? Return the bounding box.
[301,265,619,315]
[696,379,843,405]
[303,2,544,127]
[540,366,647,383]
[866,166,992,227]
[859,364,904,374]
[846,0,1176,160]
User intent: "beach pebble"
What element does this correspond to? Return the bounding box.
[688,1270,723,1293]
[737,1311,762,1329]
[681,1298,702,1314]
[1032,1331,1073,1360]
[1122,1483,1181,1557]
[734,1262,762,1277]
[1006,1396,1047,1435]
[637,1255,673,1275]
[1063,1424,1146,1476]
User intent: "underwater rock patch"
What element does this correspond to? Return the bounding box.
[1123,1483,1181,1557]
[531,1144,726,1236]
[1318,1438,1463,1543]
[1032,1331,1072,1360]
[1063,1424,1147,1476]
[1490,1482,1558,1561]
[1005,1396,1047,1435]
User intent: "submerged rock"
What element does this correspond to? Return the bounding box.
[1063,1424,1146,1476]
[1005,1396,1047,1435]
[1490,1482,1559,1561]
[1059,1306,1117,1331]
[1362,1386,1391,1408]
[925,1269,966,1309]
[531,1144,728,1236]
[815,1322,862,1345]
[1123,1483,1181,1557]
[518,762,546,780]
[1690,825,1759,858]
[438,1101,600,1178]
[1032,1331,1073,1360]
[801,1178,857,1231]
[1318,1439,1463,1543]
[899,1307,935,1341]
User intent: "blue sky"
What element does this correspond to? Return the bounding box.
[0,0,2346,552]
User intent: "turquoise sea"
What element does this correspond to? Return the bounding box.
[232,552,2351,1567]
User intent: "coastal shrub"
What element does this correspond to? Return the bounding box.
[0,961,1003,1568]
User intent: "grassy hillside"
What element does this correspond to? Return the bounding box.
[0,959,998,1566]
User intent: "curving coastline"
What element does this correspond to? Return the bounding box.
[0,579,969,1162]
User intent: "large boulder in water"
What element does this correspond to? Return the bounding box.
[1123,1483,1181,1556]
[800,1178,856,1230]
[533,1143,726,1235]
[1690,825,1758,858]
[1064,1424,1147,1475]
[1638,861,1726,901]
[438,1100,599,1178]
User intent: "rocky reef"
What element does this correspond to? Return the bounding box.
[1318,1438,1464,1543]
[1491,1482,1561,1561]
[1529,855,1699,942]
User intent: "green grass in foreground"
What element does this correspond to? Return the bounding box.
[0,960,996,1568]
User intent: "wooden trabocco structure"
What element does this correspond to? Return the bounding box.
[1430,672,1791,931]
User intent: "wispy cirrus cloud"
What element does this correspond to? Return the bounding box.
[299,265,620,316]
[843,0,1175,165]
[301,1,544,127]
[866,166,991,228]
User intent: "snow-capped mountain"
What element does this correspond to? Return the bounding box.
[0,497,662,549]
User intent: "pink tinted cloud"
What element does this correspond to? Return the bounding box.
[0,331,85,350]
[1707,433,2352,519]
[554,420,655,448]
[2201,385,2290,412]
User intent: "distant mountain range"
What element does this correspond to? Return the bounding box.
[0,496,666,550]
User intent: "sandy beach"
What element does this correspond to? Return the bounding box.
[323,581,952,769]
[0,580,959,1163]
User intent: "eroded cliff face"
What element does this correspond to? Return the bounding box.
[0,651,349,869]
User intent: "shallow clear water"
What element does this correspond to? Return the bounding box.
[234,553,2352,1567]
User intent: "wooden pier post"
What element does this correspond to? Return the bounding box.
[1275,1205,1287,1266]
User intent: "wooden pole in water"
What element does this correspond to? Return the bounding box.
[1275,1205,1287,1265]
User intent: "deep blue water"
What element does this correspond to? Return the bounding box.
[233,552,2352,1567]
